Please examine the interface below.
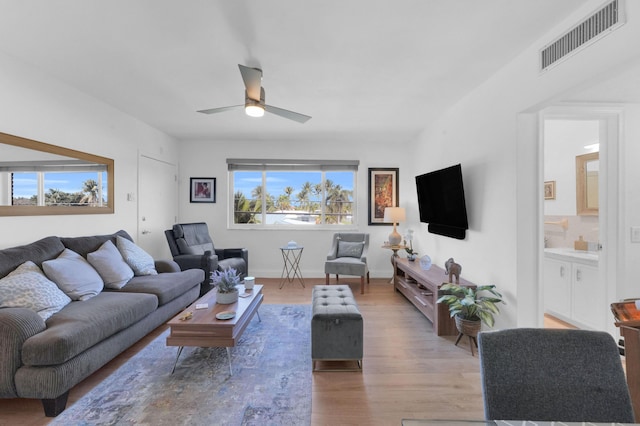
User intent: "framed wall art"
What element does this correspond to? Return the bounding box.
[368,167,399,225]
[190,177,216,203]
[544,180,556,200]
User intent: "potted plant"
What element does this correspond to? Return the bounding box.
[213,267,241,304]
[403,229,418,261]
[436,283,504,336]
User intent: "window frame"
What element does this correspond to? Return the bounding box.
[227,158,359,230]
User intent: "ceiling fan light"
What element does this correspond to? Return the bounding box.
[245,104,265,118]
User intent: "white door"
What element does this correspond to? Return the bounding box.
[138,154,178,259]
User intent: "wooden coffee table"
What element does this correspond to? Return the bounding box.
[166,284,263,375]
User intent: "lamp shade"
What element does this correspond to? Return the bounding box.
[384,207,406,223]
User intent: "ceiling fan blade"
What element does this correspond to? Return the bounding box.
[197,105,243,114]
[264,104,311,124]
[238,64,262,101]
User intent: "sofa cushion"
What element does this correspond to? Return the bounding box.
[60,230,132,258]
[87,240,134,289]
[116,236,157,276]
[112,269,204,306]
[21,292,158,366]
[42,249,104,301]
[0,236,64,279]
[0,261,71,321]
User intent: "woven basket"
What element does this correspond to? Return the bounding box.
[455,315,481,337]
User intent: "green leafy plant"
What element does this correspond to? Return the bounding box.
[212,268,241,293]
[436,283,505,327]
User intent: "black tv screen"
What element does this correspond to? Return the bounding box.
[415,164,469,240]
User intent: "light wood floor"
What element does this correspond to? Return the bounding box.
[0,278,572,425]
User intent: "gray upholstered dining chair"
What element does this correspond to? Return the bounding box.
[324,233,369,294]
[478,328,634,423]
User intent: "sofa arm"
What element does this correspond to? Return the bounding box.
[215,248,249,269]
[154,259,181,273]
[0,308,46,398]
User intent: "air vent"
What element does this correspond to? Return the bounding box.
[540,0,625,72]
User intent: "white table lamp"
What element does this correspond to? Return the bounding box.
[384,207,406,246]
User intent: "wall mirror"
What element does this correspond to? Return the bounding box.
[0,131,114,216]
[576,151,598,216]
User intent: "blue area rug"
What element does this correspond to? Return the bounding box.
[52,304,311,425]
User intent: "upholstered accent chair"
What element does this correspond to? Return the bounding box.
[165,222,248,296]
[324,233,369,294]
[478,328,634,422]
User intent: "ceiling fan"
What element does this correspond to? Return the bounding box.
[197,64,311,124]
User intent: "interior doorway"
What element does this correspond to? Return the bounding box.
[540,107,620,333]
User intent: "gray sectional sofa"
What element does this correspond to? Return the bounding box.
[0,230,203,416]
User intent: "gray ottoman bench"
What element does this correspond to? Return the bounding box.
[311,285,363,371]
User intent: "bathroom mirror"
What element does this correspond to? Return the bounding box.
[0,131,114,216]
[576,152,598,216]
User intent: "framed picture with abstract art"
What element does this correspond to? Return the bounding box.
[544,181,556,200]
[190,177,216,203]
[368,168,399,225]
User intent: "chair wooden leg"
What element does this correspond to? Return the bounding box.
[367,271,370,283]
[325,274,329,285]
[360,276,365,294]
[335,274,339,282]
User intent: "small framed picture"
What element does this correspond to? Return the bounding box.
[190,177,216,203]
[368,168,399,225]
[544,181,556,200]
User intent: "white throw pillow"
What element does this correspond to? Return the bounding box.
[116,235,157,276]
[87,240,134,289]
[43,249,104,301]
[0,261,71,320]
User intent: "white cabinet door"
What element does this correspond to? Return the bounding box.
[571,263,604,330]
[544,258,572,318]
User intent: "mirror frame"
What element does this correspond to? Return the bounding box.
[576,151,598,216]
[0,131,114,216]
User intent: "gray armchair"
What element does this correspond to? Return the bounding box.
[165,222,248,296]
[478,328,634,422]
[324,233,369,294]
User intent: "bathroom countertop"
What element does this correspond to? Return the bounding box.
[544,247,599,266]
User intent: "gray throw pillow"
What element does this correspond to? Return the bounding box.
[116,236,157,276]
[42,249,104,301]
[337,241,364,258]
[87,240,134,289]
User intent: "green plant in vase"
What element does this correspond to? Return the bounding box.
[437,283,504,334]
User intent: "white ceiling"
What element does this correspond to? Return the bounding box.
[0,0,598,143]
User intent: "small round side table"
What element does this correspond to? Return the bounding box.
[279,246,305,289]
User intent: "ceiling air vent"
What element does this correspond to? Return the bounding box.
[540,0,625,72]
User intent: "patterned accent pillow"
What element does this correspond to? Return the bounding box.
[87,240,134,289]
[43,249,104,301]
[116,236,157,276]
[337,241,364,258]
[0,261,71,320]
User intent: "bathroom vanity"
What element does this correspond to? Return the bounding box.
[544,248,604,330]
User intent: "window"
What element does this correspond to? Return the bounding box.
[228,159,358,228]
[10,171,108,207]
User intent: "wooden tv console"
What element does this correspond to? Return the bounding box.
[393,258,476,336]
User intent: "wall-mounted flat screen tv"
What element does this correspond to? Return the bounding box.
[415,163,469,240]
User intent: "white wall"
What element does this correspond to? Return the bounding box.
[407,0,640,329]
[0,50,179,247]
[176,139,405,278]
